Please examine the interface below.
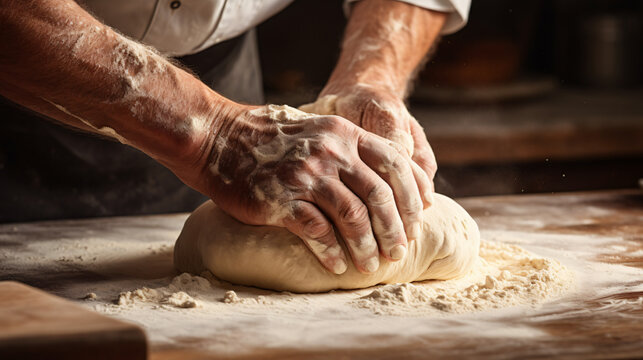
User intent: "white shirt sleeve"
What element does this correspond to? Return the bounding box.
[344,0,471,35]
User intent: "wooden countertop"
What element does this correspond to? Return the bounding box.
[1,189,642,359]
[152,189,643,360]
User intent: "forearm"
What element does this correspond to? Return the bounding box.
[324,0,446,97]
[0,0,240,169]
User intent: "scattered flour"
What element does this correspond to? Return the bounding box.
[83,292,98,301]
[117,272,210,308]
[164,292,198,308]
[112,240,574,316]
[223,290,272,305]
[3,214,641,356]
[355,241,573,315]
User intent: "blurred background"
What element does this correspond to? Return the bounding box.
[1,0,642,222]
[259,0,643,198]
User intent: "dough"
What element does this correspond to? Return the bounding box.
[174,194,480,293]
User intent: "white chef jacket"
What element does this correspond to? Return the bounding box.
[83,0,470,56]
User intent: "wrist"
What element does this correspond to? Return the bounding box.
[167,89,247,167]
[322,68,405,100]
[148,90,250,198]
[320,78,404,104]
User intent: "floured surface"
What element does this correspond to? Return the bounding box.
[115,240,571,320]
[1,190,642,359]
[355,240,573,315]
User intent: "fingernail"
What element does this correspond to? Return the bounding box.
[333,258,348,275]
[424,190,435,205]
[390,244,407,260]
[364,257,379,273]
[409,222,422,241]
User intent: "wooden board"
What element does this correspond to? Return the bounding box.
[0,189,641,359]
[151,189,643,360]
[0,281,147,360]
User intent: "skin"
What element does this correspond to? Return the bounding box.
[308,0,446,265]
[322,0,444,188]
[0,0,445,275]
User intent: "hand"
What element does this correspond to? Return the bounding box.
[182,104,432,275]
[300,84,437,204]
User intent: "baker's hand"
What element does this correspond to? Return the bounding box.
[300,85,437,205]
[186,104,431,275]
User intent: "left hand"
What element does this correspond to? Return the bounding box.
[300,84,437,206]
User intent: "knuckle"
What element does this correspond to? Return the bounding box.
[302,217,332,240]
[288,170,315,191]
[415,152,438,176]
[303,236,339,260]
[428,157,438,172]
[338,199,369,227]
[387,141,406,154]
[350,236,377,254]
[390,153,412,176]
[428,163,438,177]
[402,198,424,217]
[376,149,397,169]
[371,215,402,241]
[367,182,394,207]
[317,115,345,131]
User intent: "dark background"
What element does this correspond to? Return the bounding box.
[258,0,643,198]
[1,0,642,222]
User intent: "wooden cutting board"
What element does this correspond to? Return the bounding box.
[0,281,147,360]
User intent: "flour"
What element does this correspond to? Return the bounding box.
[3,211,641,356]
[41,98,129,144]
[164,292,198,308]
[41,6,209,144]
[208,105,318,226]
[355,241,574,315]
[118,287,162,306]
[250,104,314,123]
[117,273,209,308]
[223,291,272,305]
[300,91,416,155]
[117,240,572,317]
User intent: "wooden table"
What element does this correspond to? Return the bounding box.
[1,189,642,359]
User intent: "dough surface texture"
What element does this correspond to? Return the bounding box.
[174,194,480,293]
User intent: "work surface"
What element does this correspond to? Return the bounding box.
[1,189,642,359]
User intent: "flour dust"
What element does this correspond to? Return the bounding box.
[105,240,574,317]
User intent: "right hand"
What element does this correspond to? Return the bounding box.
[181,104,431,275]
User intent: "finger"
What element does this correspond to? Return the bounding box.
[312,179,380,274]
[410,160,434,209]
[409,120,438,178]
[339,162,407,261]
[385,140,433,210]
[358,133,424,244]
[410,119,437,204]
[281,200,348,275]
[357,99,428,209]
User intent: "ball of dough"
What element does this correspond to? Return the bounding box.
[174,194,480,293]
